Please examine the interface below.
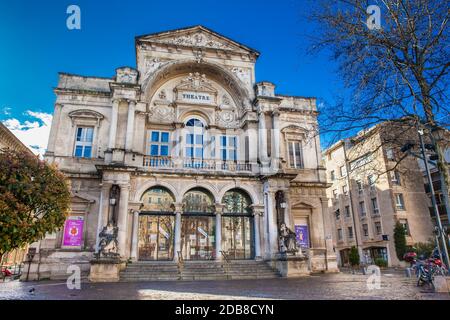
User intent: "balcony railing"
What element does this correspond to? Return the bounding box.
[142,156,256,173]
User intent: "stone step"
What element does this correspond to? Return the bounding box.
[119,260,281,281]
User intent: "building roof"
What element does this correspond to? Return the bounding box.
[0,121,34,155]
[135,25,260,57]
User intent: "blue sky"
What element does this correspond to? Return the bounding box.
[0,0,343,154]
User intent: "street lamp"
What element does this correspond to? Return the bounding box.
[417,128,449,270]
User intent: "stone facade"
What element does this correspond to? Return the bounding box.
[323,123,435,267]
[25,26,337,280]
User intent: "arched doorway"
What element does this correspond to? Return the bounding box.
[138,187,175,261]
[221,189,254,259]
[181,188,216,260]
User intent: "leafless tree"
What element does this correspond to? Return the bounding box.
[308,0,449,177]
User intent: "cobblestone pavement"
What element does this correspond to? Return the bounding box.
[0,270,449,300]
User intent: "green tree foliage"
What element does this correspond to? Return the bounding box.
[412,241,435,258]
[0,149,70,256]
[349,246,360,266]
[394,221,407,261]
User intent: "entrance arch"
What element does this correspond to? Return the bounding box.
[221,189,254,259]
[138,186,175,261]
[180,188,216,260]
[142,59,252,113]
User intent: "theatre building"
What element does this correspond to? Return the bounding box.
[25,26,337,280]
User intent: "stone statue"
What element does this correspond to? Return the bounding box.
[279,223,299,255]
[95,223,119,259]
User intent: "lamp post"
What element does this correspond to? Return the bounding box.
[417,127,449,270]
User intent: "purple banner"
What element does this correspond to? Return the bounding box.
[295,225,309,248]
[63,218,83,246]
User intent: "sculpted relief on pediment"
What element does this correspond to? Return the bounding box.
[152,31,238,52]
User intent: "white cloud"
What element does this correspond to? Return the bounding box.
[1,107,11,116]
[2,111,52,157]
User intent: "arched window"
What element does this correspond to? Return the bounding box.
[182,188,214,213]
[140,187,175,212]
[222,189,252,215]
[185,118,205,160]
[186,118,204,128]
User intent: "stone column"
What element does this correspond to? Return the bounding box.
[251,206,264,260]
[95,183,112,252]
[173,203,183,262]
[215,203,224,261]
[266,191,279,258]
[130,210,139,261]
[125,100,136,151]
[258,110,269,167]
[108,99,120,150]
[117,184,130,258]
[271,110,280,171]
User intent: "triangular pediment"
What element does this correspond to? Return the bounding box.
[136,25,259,56]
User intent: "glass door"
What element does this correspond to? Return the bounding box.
[181,215,216,260]
[222,216,254,259]
[138,214,175,261]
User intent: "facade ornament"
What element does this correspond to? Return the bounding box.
[151,31,234,51]
[158,89,167,100]
[193,48,204,63]
[230,67,251,86]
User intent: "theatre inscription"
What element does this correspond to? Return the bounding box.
[179,91,213,104]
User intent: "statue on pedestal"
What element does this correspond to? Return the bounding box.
[279,223,299,255]
[94,223,119,259]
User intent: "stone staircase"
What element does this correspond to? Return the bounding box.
[119,260,281,282]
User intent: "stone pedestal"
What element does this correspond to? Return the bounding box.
[272,253,310,277]
[433,276,450,293]
[89,259,125,282]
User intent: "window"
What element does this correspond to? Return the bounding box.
[399,219,410,236]
[332,189,338,199]
[340,165,347,177]
[330,170,336,181]
[342,185,348,196]
[220,136,237,161]
[368,175,376,189]
[359,201,366,216]
[357,180,363,194]
[288,141,303,169]
[147,131,170,156]
[345,205,351,218]
[374,221,382,235]
[337,228,343,240]
[395,194,405,210]
[74,127,94,158]
[362,224,369,237]
[391,170,401,185]
[386,147,395,160]
[185,118,204,159]
[335,209,340,220]
[348,226,354,239]
[371,197,379,214]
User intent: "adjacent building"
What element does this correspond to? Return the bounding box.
[0,122,34,273]
[323,123,435,267]
[25,26,337,280]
